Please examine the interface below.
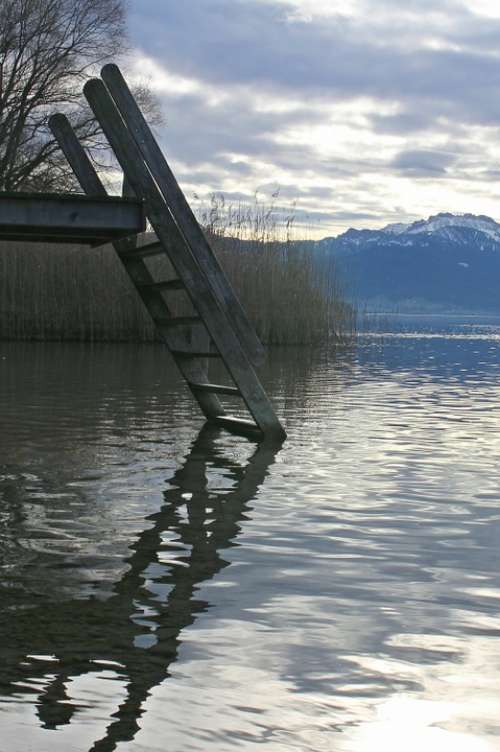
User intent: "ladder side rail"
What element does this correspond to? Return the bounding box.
[48,114,225,421]
[82,79,286,440]
[100,63,266,368]
[122,174,212,378]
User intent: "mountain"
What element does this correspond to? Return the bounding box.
[315,212,500,312]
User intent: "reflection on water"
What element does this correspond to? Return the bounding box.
[1,320,500,751]
[1,423,279,751]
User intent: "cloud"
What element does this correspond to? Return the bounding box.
[370,111,439,135]
[390,149,457,176]
[125,0,500,236]
[129,0,500,114]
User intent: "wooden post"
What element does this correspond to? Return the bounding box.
[82,78,286,440]
[49,113,225,420]
[100,63,266,367]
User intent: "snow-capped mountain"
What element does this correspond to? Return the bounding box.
[383,213,500,244]
[314,213,500,312]
[330,212,500,252]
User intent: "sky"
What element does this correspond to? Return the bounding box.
[126,0,500,238]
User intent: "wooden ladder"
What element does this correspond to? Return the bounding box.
[49,65,286,441]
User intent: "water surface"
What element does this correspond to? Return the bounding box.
[1,319,500,751]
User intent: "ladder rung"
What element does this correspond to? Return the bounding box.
[155,316,202,328]
[170,350,220,359]
[211,415,262,435]
[138,279,185,292]
[119,240,163,260]
[188,382,241,396]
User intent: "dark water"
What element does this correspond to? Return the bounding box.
[1,317,500,751]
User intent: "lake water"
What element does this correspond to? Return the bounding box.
[1,315,500,751]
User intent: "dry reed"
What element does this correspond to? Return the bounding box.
[200,194,356,345]
[0,195,355,344]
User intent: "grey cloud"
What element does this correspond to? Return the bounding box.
[130,0,500,127]
[156,90,324,166]
[292,185,337,200]
[471,169,500,182]
[370,110,437,134]
[321,210,383,221]
[125,0,500,233]
[251,183,335,200]
[155,89,377,190]
[390,149,456,176]
[189,191,380,229]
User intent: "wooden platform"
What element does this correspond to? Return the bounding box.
[0,191,145,245]
[0,65,286,440]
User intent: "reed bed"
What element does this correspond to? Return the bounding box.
[200,195,356,345]
[0,240,156,342]
[0,197,355,344]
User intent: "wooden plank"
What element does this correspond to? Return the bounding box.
[155,315,202,327]
[212,415,265,436]
[170,350,220,359]
[83,78,286,440]
[100,63,266,367]
[0,191,145,244]
[49,113,225,421]
[48,115,106,195]
[118,240,163,260]
[188,382,241,396]
[137,279,185,292]
[0,232,112,245]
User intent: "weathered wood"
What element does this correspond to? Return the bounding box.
[100,63,266,367]
[50,88,285,439]
[213,415,263,436]
[188,382,241,396]
[137,279,185,293]
[0,231,110,244]
[49,113,225,421]
[118,240,163,260]
[0,191,145,244]
[48,114,106,196]
[155,315,202,327]
[170,349,220,359]
[83,78,286,440]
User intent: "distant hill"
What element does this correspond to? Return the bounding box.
[313,213,500,312]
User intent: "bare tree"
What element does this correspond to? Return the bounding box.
[0,0,156,192]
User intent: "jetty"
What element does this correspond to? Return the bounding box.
[0,65,286,441]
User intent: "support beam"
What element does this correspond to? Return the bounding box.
[83,78,286,440]
[101,63,265,368]
[0,191,145,245]
[49,114,225,421]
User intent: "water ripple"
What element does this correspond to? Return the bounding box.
[1,325,500,750]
